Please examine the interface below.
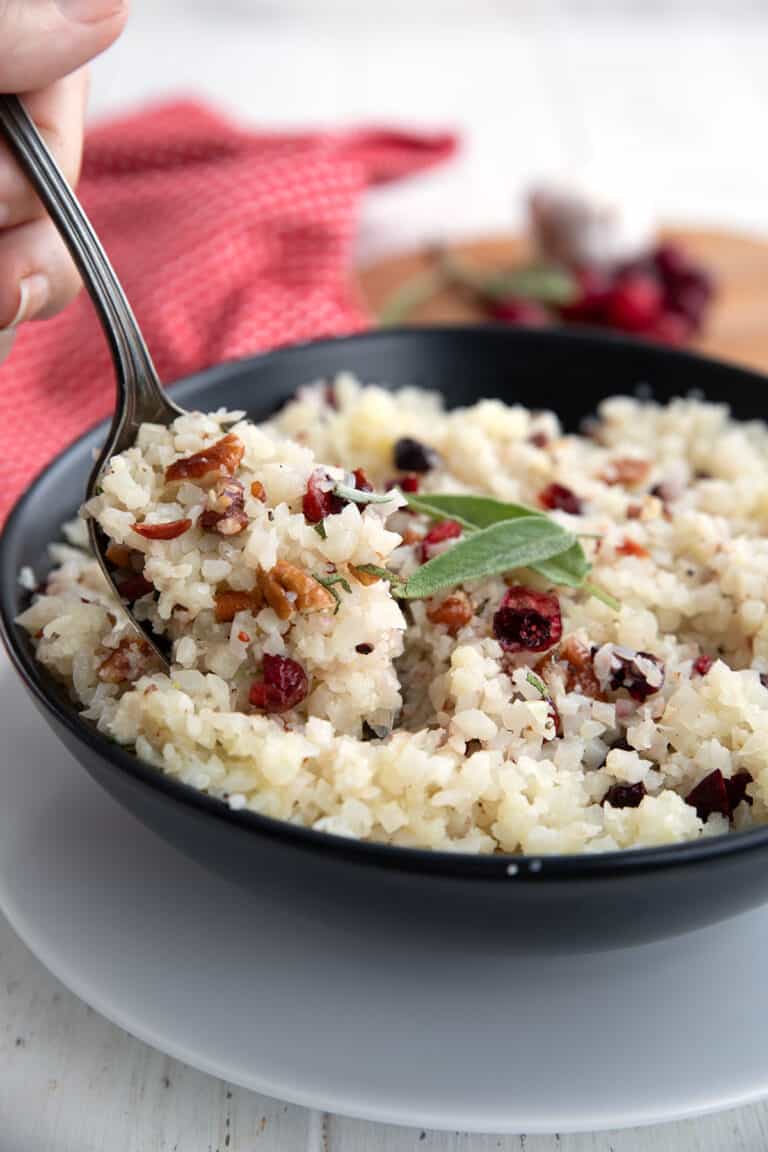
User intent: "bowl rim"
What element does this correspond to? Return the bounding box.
[4,324,768,882]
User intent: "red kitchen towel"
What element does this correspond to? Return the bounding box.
[0,101,456,523]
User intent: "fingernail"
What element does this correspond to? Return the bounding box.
[55,0,125,21]
[1,273,49,331]
[0,204,9,227]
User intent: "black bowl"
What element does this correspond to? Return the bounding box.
[3,326,768,953]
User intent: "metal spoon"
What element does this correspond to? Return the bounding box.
[0,94,183,668]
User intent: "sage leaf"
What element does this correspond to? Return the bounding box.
[406,492,537,530]
[353,563,407,588]
[400,518,577,600]
[405,491,593,590]
[334,482,397,506]
[314,572,353,614]
[526,671,549,697]
[583,582,621,611]
[533,541,591,587]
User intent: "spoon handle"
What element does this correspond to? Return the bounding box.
[0,94,176,427]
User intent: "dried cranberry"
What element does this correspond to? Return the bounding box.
[302,469,345,523]
[528,432,550,449]
[393,438,438,473]
[539,482,583,515]
[727,771,753,812]
[547,701,563,738]
[132,518,192,541]
[355,642,374,655]
[686,769,730,821]
[249,654,308,714]
[606,273,662,333]
[421,519,462,562]
[488,297,551,327]
[493,586,562,653]
[666,277,712,332]
[352,467,373,493]
[560,266,612,324]
[116,574,154,601]
[608,649,665,702]
[602,781,646,809]
[648,311,693,346]
[692,654,714,676]
[652,243,690,281]
[399,474,421,493]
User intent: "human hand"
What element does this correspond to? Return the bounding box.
[0,1,128,364]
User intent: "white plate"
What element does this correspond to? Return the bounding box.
[1,649,767,1134]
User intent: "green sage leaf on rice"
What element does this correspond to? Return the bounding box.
[533,541,591,587]
[334,482,397,506]
[405,492,593,591]
[406,492,538,530]
[400,518,578,600]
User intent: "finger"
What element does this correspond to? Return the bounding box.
[0,328,15,364]
[0,68,89,228]
[0,216,82,330]
[0,0,128,93]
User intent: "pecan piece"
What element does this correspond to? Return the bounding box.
[257,568,293,621]
[349,565,381,587]
[427,591,473,635]
[561,635,604,699]
[132,518,192,540]
[600,457,651,488]
[271,560,335,614]
[213,588,262,623]
[165,433,244,486]
[97,636,150,684]
[105,543,134,567]
[200,479,248,536]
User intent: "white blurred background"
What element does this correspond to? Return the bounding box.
[89,1,768,262]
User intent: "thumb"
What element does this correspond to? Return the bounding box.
[0,1,128,93]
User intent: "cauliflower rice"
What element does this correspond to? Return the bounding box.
[18,374,768,855]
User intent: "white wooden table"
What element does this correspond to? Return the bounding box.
[6,2,768,1146]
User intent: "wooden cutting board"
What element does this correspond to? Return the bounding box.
[357,229,768,374]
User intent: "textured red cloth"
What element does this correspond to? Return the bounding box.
[0,101,456,522]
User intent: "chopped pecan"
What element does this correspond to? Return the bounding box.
[214,588,262,623]
[271,560,335,613]
[165,433,244,486]
[258,568,293,620]
[105,543,134,567]
[600,457,651,488]
[561,635,604,699]
[132,518,192,540]
[200,479,248,536]
[250,480,266,501]
[427,591,473,635]
[349,565,381,587]
[97,636,150,684]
